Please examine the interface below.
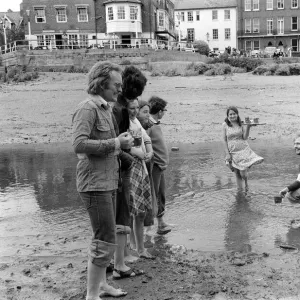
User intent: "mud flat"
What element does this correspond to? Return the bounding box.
[1,72,300,300]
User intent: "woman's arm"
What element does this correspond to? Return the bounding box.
[222,124,231,161]
[242,124,251,140]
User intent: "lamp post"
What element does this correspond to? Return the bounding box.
[133,6,138,47]
[1,18,7,53]
[206,32,210,45]
[176,13,181,51]
[26,9,31,49]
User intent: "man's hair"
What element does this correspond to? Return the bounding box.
[149,96,167,114]
[87,61,122,95]
[122,66,147,100]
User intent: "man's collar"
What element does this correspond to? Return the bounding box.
[149,115,159,124]
[88,94,109,109]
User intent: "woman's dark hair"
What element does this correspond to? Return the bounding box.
[122,66,147,100]
[225,106,242,127]
[149,96,167,114]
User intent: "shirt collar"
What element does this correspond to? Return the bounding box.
[149,115,159,124]
[88,94,109,109]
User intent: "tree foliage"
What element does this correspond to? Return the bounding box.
[193,40,210,56]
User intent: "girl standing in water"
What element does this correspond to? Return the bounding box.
[222,106,264,192]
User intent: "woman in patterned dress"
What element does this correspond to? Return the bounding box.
[222,106,264,192]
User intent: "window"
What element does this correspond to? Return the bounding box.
[245,40,252,50]
[180,11,185,22]
[34,8,46,23]
[45,35,53,46]
[278,17,284,34]
[245,19,251,33]
[108,7,113,20]
[245,0,251,10]
[212,10,218,20]
[267,18,273,34]
[159,12,164,27]
[37,35,44,46]
[292,16,298,30]
[79,34,88,47]
[292,0,298,8]
[253,0,259,10]
[225,28,231,39]
[196,11,200,21]
[56,8,67,23]
[212,29,218,39]
[77,7,88,22]
[187,28,195,42]
[69,34,78,47]
[278,0,284,8]
[187,11,193,21]
[130,6,137,20]
[252,18,259,33]
[253,40,260,50]
[267,0,273,9]
[117,6,125,19]
[224,10,230,20]
[292,38,298,51]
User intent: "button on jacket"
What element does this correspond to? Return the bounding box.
[72,94,120,192]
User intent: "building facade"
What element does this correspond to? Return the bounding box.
[97,0,175,47]
[238,0,300,52]
[21,0,96,48]
[174,0,238,51]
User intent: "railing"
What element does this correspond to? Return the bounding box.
[0,38,196,55]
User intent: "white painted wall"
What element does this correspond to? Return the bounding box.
[105,3,142,34]
[175,7,237,51]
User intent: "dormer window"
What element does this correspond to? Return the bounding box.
[77,6,88,22]
[55,6,67,23]
[34,7,46,23]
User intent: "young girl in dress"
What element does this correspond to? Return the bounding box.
[222,106,264,192]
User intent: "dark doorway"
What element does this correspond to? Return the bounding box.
[268,41,273,46]
[122,35,131,48]
[278,41,283,46]
[55,35,62,49]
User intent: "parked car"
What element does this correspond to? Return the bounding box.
[34,45,49,50]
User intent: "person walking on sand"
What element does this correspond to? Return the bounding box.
[72,61,134,300]
[279,133,300,201]
[148,96,172,235]
[222,106,263,193]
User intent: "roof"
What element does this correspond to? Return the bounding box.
[0,11,22,25]
[174,0,237,10]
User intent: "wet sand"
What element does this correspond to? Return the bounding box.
[1,73,300,300]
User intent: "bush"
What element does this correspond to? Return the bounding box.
[182,69,199,76]
[289,63,300,75]
[252,65,269,75]
[150,70,162,77]
[214,63,232,75]
[231,67,246,73]
[193,40,210,56]
[275,65,290,76]
[204,69,216,76]
[186,62,211,74]
[121,59,132,65]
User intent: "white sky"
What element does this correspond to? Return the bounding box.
[0,0,21,13]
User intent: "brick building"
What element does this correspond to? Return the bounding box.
[21,0,96,48]
[238,0,300,53]
[96,0,175,47]
[175,0,238,51]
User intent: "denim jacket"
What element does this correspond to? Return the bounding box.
[72,95,120,192]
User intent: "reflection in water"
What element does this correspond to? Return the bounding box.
[0,141,300,255]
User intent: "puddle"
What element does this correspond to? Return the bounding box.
[0,141,300,256]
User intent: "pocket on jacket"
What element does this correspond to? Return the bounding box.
[96,122,111,140]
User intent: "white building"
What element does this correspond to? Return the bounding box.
[174,0,237,51]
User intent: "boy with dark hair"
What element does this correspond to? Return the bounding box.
[148,96,171,235]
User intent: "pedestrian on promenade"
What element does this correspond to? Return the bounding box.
[222,106,264,193]
[148,96,172,235]
[72,61,133,300]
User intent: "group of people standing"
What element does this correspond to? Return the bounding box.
[72,61,171,300]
